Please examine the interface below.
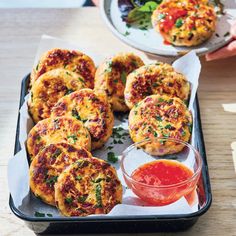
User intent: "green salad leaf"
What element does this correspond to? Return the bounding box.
[126,0,162,29]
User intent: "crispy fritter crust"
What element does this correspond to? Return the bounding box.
[129,94,192,155]
[29,143,92,206]
[55,157,122,216]
[152,0,216,46]
[124,63,190,109]
[94,53,144,112]
[51,89,114,150]
[31,48,96,88]
[28,69,85,123]
[27,116,91,160]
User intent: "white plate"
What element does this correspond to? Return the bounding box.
[100,0,236,56]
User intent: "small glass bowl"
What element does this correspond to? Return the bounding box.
[121,138,202,206]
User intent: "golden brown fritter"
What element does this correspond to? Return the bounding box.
[152,0,216,46]
[125,63,190,109]
[27,116,91,160]
[31,48,96,88]
[55,157,122,216]
[94,53,144,112]
[28,68,86,123]
[129,94,192,155]
[51,89,114,150]
[29,143,92,206]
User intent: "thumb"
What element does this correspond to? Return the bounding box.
[206,40,236,61]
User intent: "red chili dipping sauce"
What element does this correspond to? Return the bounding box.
[130,159,196,206]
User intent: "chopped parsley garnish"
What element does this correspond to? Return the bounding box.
[158,13,166,20]
[106,146,114,150]
[92,178,105,183]
[34,211,45,217]
[65,88,74,95]
[131,59,138,67]
[162,133,170,138]
[114,79,118,83]
[188,123,192,133]
[153,82,159,87]
[65,197,73,204]
[105,61,113,73]
[78,195,87,203]
[183,99,188,106]
[45,176,58,186]
[76,175,82,181]
[111,126,129,144]
[159,139,166,145]
[76,160,89,168]
[35,63,39,71]
[52,148,61,158]
[107,152,118,163]
[66,71,71,76]
[153,131,158,137]
[53,118,60,129]
[140,26,148,30]
[67,134,78,144]
[155,115,162,121]
[175,18,183,28]
[31,92,34,102]
[121,71,127,85]
[72,108,81,120]
[123,31,130,36]
[158,97,165,102]
[173,112,179,118]
[165,124,172,129]
[148,126,158,137]
[172,36,177,43]
[181,130,186,136]
[78,77,84,83]
[95,183,102,208]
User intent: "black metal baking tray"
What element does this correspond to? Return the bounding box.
[9,74,212,234]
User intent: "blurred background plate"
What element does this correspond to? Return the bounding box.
[100,0,236,56]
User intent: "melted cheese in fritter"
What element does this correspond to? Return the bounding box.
[31,48,96,88]
[94,53,144,112]
[28,68,86,123]
[125,63,190,109]
[152,0,216,46]
[29,143,92,206]
[55,157,122,217]
[27,116,91,160]
[51,89,114,150]
[129,94,192,155]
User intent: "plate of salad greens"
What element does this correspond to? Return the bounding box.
[100,0,236,56]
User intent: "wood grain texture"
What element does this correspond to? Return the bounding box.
[1,8,236,236]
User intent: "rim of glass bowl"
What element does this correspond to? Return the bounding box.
[121,137,203,189]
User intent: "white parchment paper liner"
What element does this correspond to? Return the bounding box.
[8,35,201,217]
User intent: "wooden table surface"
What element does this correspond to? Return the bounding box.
[1,7,236,236]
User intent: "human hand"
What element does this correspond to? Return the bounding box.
[92,0,99,6]
[206,21,236,61]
